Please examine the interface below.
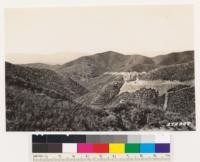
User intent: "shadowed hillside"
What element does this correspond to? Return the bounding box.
[153,51,194,65]
[138,61,194,81]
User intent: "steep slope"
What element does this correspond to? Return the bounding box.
[6,62,88,99]
[57,51,156,84]
[57,51,124,83]
[90,76,124,106]
[76,75,124,106]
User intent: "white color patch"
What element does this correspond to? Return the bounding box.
[155,135,171,143]
[62,143,77,153]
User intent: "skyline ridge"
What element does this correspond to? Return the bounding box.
[6,50,194,65]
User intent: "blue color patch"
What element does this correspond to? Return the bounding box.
[140,143,155,153]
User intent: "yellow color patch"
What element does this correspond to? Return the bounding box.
[109,143,125,153]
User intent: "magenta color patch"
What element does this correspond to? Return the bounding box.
[77,144,93,153]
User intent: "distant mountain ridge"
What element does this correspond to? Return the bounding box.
[21,50,194,86]
[22,63,61,70]
[56,50,194,83]
[23,50,193,71]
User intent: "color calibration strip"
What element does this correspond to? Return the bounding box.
[32,134,171,161]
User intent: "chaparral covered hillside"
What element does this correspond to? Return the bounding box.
[6,50,195,131]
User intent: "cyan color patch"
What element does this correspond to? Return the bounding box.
[140,143,155,153]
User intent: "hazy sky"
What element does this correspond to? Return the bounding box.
[5,5,193,64]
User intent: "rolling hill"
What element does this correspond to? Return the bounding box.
[6,62,88,99]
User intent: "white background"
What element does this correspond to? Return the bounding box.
[0,0,200,162]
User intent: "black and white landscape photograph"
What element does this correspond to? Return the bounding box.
[5,5,195,131]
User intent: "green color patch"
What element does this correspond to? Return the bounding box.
[125,143,140,153]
